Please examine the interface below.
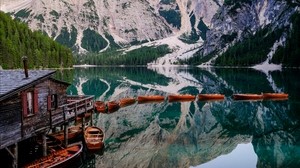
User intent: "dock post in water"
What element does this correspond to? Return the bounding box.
[12,143,18,168]
[64,124,69,147]
[75,103,78,125]
[63,106,69,147]
[5,143,18,168]
[42,133,47,156]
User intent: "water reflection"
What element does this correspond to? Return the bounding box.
[195,143,258,168]
[64,67,300,168]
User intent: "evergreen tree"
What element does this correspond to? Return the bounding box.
[0,11,73,69]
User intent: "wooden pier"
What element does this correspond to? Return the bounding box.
[51,95,94,127]
[0,69,95,167]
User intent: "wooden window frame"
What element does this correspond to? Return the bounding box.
[22,88,39,117]
[47,94,58,110]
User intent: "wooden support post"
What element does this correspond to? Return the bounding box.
[6,143,18,168]
[64,124,69,147]
[63,106,68,147]
[90,111,93,126]
[84,99,87,113]
[42,133,47,156]
[49,109,53,128]
[81,113,85,129]
[75,103,78,125]
[90,99,94,126]
[63,106,67,123]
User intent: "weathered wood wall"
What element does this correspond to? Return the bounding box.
[0,77,93,150]
[0,78,70,149]
[22,79,69,139]
[0,95,22,149]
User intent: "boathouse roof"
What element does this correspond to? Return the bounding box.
[0,70,56,101]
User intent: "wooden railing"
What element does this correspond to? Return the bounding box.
[50,95,94,127]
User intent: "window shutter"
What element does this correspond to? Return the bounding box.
[33,88,39,113]
[21,92,28,117]
[47,95,51,110]
[54,94,58,108]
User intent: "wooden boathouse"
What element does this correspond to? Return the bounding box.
[0,69,94,167]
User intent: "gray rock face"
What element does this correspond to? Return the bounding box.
[1,0,221,55]
[0,0,298,64]
[203,0,297,57]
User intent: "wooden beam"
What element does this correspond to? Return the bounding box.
[5,143,18,168]
[64,124,68,147]
[5,147,15,159]
[42,134,47,156]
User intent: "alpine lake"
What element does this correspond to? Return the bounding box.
[56,66,300,168]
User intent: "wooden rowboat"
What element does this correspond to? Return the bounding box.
[198,94,225,101]
[94,101,107,113]
[262,93,288,99]
[76,112,92,121]
[24,143,83,168]
[168,94,195,102]
[48,126,82,142]
[233,94,263,100]
[137,95,165,103]
[84,126,104,152]
[107,101,120,113]
[119,98,136,107]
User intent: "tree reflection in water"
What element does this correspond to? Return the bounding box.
[63,67,300,168]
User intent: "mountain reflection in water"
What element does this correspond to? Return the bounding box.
[59,67,300,168]
[195,143,257,168]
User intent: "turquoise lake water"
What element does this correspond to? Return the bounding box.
[60,67,300,168]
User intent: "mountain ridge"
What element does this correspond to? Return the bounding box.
[1,0,299,67]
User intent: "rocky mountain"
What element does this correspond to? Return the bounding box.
[199,0,300,67]
[1,0,299,67]
[0,0,222,62]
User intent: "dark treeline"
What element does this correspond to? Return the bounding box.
[215,27,283,66]
[271,13,300,67]
[0,11,73,69]
[75,45,171,65]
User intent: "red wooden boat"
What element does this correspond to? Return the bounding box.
[94,101,107,113]
[107,101,120,113]
[24,143,83,168]
[198,94,225,101]
[137,95,165,103]
[76,111,92,121]
[119,98,136,107]
[262,93,288,99]
[84,126,104,152]
[168,94,195,102]
[233,94,263,100]
[48,126,82,142]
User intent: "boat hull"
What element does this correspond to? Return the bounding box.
[94,101,107,113]
[168,94,195,102]
[107,101,120,113]
[233,94,263,100]
[119,98,136,107]
[263,93,288,99]
[198,94,225,101]
[84,126,105,152]
[137,95,165,103]
[24,143,83,168]
[49,126,82,142]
